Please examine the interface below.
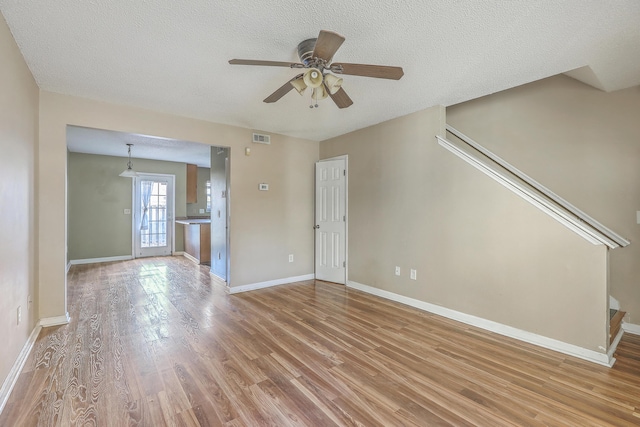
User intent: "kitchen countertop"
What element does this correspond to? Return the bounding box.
[175,218,211,225]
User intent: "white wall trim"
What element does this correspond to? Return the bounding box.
[608,328,624,364]
[228,274,315,294]
[437,135,622,248]
[347,280,613,367]
[444,126,629,248]
[38,313,71,328]
[172,251,185,256]
[66,261,71,273]
[623,322,640,335]
[182,252,199,265]
[0,325,41,415]
[210,271,226,282]
[609,296,620,311]
[69,255,133,266]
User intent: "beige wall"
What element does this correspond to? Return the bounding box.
[320,105,608,352]
[186,167,211,217]
[39,91,318,320]
[447,75,640,324]
[67,153,190,259]
[0,14,39,392]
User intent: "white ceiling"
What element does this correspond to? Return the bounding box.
[2,0,639,147]
[67,126,213,167]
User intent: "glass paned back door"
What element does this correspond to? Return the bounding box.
[134,175,174,257]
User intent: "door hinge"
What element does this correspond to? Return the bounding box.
[343,169,346,176]
[343,215,346,222]
[343,261,346,267]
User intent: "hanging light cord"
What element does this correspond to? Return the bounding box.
[309,89,319,109]
[126,144,133,169]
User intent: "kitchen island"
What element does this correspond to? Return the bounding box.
[175,218,211,265]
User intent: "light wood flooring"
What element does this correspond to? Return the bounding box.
[2,256,640,426]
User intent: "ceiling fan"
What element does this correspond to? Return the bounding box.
[229,30,404,109]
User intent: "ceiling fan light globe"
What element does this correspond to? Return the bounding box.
[303,68,324,88]
[290,78,307,95]
[324,73,343,95]
[312,85,328,101]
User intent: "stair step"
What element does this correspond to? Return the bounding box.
[610,310,625,344]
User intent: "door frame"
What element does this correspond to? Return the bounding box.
[225,154,231,285]
[209,146,231,284]
[131,172,176,258]
[316,155,348,284]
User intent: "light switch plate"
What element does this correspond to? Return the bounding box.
[637,211,640,224]
[259,183,269,191]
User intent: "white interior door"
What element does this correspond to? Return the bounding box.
[134,174,174,258]
[315,158,346,284]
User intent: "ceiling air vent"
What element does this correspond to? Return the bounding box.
[252,133,271,144]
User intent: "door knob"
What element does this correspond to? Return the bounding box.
[313,225,320,229]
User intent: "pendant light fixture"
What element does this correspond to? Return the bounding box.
[119,143,137,177]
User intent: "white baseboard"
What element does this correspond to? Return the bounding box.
[66,261,71,274]
[347,280,613,367]
[182,252,200,264]
[173,251,185,256]
[69,255,133,265]
[209,271,226,282]
[0,324,41,415]
[38,312,71,328]
[608,327,624,364]
[229,274,315,294]
[623,322,640,335]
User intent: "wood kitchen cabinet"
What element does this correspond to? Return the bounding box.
[176,219,211,265]
[186,163,198,203]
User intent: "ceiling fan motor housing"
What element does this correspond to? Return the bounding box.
[297,38,318,67]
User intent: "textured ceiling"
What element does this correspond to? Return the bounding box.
[2,0,639,143]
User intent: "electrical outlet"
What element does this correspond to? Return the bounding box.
[123,208,131,215]
[17,306,22,325]
[199,208,205,214]
[289,254,294,263]
[410,269,417,280]
[395,266,401,276]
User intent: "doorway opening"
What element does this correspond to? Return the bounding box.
[210,146,230,282]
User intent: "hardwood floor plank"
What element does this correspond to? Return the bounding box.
[2,256,640,426]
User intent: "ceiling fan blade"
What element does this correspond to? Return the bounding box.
[331,63,404,80]
[263,74,303,103]
[312,30,345,63]
[229,59,303,68]
[327,86,353,109]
